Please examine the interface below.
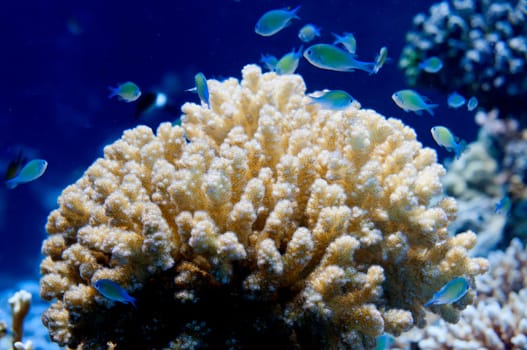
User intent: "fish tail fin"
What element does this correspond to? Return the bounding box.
[128,296,137,308]
[295,45,304,56]
[455,140,468,159]
[290,5,301,18]
[107,86,118,99]
[331,32,341,45]
[5,179,17,189]
[423,299,434,307]
[358,62,376,75]
[426,104,439,116]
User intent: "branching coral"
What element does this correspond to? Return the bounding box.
[443,110,527,254]
[9,290,31,347]
[400,0,527,118]
[40,65,487,350]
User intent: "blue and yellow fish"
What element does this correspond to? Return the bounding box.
[447,91,466,108]
[467,96,478,111]
[275,47,303,75]
[260,54,278,71]
[303,44,376,74]
[255,6,300,37]
[424,277,469,307]
[94,279,136,307]
[392,89,438,116]
[375,333,394,350]
[431,126,467,159]
[108,81,142,102]
[187,72,210,108]
[5,158,47,189]
[418,56,443,73]
[308,90,354,110]
[373,46,388,74]
[298,24,320,43]
[495,195,511,216]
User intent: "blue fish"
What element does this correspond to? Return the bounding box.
[94,279,136,307]
[274,47,303,75]
[5,159,47,189]
[375,333,394,350]
[260,54,278,71]
[447,92,466,108]
[392,89,438,116]
[303,44,376,74]
[108,81,142,102]
[373,46,388,74]
[298,23,321,43]
[255,6,300,37]
[424,277,469,307]
[495,195,511,216]
[431,126,467,159]
[467,96,478,111]
[308,90,354,110]
[418,56,443,73]
[187,72,210,108]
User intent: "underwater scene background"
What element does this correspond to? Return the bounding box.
[1,0,525,349]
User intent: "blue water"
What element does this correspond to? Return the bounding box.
[0,0,476,283]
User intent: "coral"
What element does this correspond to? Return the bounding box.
[399,0,527,118]
[0,282,60,350]
[8,290,31,346]
[442,110,527,253]
[0,320,6,339]
[40,65,487,350]
[13,340,33,350]
[394,238,527,350]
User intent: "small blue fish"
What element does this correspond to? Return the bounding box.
[392,89,438,116]
[309,90,354,110]
[495,195,511,216]
[447,92,466,108]
[431,126,467,159]
[187,72,210,108]
[467,96,478,111]
[275,47,303,75]
[332,32,357,55]
[424,277,469,307]
[108,81,142,102]
[260,54,278,71]
[298,24,321,43]
[373,46,388,74]
[94,279,136,307]
[5,159,47,189]
[255,6,300,37]
[303,44,375,74]
[418,56,443,73]
[375,333,394,350]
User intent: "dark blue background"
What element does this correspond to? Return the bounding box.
[0,0,478,279]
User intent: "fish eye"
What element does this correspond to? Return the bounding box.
[307,49,312,55]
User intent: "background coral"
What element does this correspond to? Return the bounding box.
[40,65,487,350]
[399,0,527,119]
[442,110,527,254]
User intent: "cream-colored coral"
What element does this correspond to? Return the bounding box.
[40,65,487,349]
[8,290,31,346]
